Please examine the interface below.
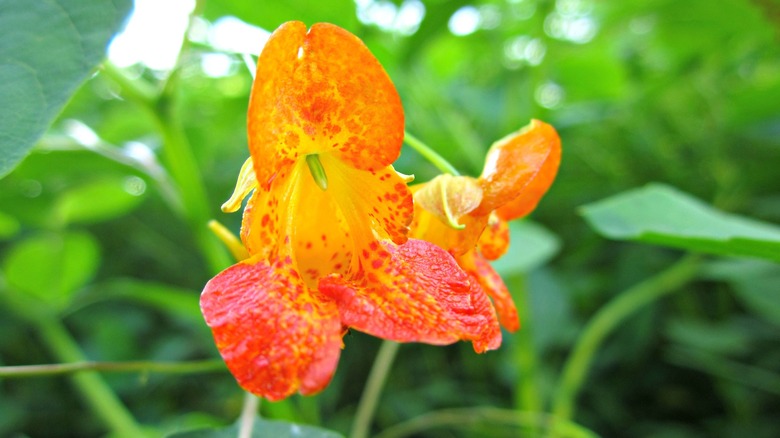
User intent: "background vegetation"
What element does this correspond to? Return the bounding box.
[1,0,779,437]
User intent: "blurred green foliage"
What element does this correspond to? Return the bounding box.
[1,0,780,437]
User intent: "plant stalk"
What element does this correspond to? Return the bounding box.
[350,341,401,438]
[404,131,460,176]
[550,255,700,425]
[35,319,147,437]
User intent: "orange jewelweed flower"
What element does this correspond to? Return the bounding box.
[411,120,561,332]
[200,22,499,401]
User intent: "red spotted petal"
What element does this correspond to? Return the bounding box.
[318,239,501,352]
[473,120,561,219]
[477,213,510,261]
[458,251,519,332]
[200,256,342,400]
[248,21,404,189]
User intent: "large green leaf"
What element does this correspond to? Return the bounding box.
[167,417,344,438]
[581,183,780,262]
[0,0,132,178]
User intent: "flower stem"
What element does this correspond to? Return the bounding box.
[403,131,460,176]
[238,392,260,438]
[35,318,147,437]
[550,254,700,426]
[512,276,542,414]
[0,359,225,378]
[101,62,231,275]
[351,341,401,438]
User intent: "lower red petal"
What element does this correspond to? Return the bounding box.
[318,239,501,352]
[200,256,342,400]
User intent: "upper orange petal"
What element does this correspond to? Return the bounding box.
[200,256,342,400]
[318,239,501,353]
[473,119,561,219]
[248,21,404,189]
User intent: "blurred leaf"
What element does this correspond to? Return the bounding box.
[55,176,145,225]
[0,0,132,178]
[492,220,561,277]
[203,0,358,32]
[80,278,204,329]
[555,49,627,102]
[731,272,780,325]
[167,417,344,438]
[0,210,20,239]
[666,346,780,396]
[700,257,780,323]
[2,231,100,310]
[525,269,576,353]
[581,183,780,262]
[665,318,752,355]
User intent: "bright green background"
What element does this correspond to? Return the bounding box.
[1,0,780,437]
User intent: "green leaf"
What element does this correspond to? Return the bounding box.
[580,183,780,262]
[55,176,146,225]
[0,0,132,178]
[2,231,100,310]
[665,318,753,356]
[167,417,344,438]
[700,259,780,325]
[492,220,561,277]
[0,210,20,240]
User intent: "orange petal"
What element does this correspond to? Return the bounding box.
[458,251,519,332]
[473,119,561,219]
[325,155,413,246]
[248,22,404,189]
[477,213,510,261]
[200,256,342,401]
[318,239,501,353]
[240,164,297,258]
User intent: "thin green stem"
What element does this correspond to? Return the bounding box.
[512,276,542,415]
[35,319,147,437]
[374,407,598,438]
[100,62,158,111]
[550,254,701,425]
[351,341,401,438]
[404,131,460,176]
[238,392,260,438]
[0,359,225,378]
[154,114,231,274]
[101,62,230,275]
